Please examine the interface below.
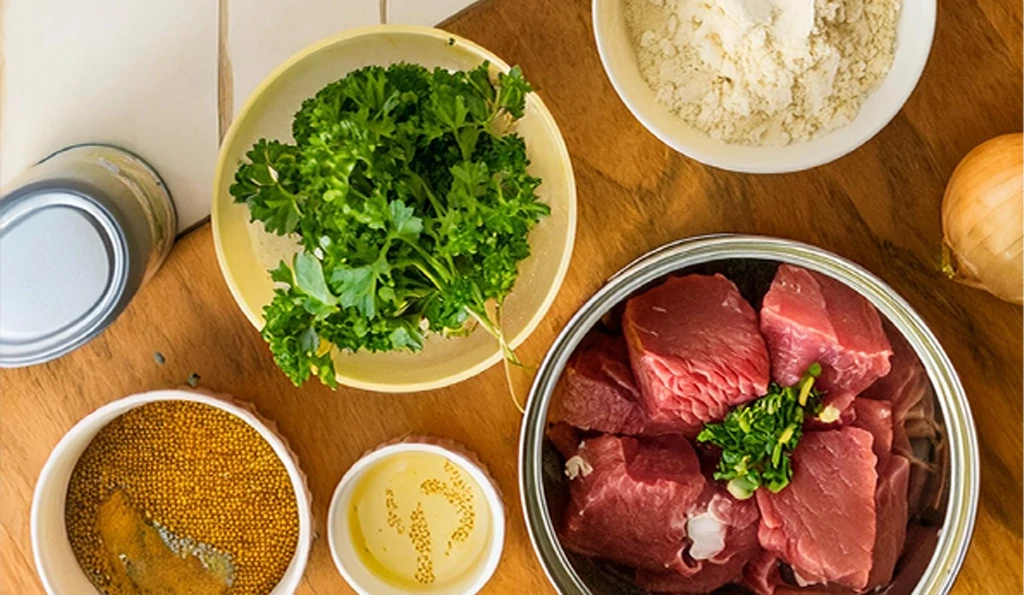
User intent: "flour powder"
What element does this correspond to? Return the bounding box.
[626,0,900,145]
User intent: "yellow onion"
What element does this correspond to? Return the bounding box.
[941,133,1023,305]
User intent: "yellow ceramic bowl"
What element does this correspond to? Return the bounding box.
[212,25,576,392]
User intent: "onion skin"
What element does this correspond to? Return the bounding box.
[941,133,1023,305]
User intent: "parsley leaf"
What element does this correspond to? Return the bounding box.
[389,199,423,240]
[231,62,547,388]
[230,140,303,235]
[294,252,337,306]
[331,259,389,319]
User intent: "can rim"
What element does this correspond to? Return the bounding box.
[518,234,979,595]
[0,187,129,367]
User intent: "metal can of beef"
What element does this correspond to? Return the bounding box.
[519,235,979,595]
[0,144,176,367]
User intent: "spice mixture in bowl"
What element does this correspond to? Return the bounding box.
[32,390,312,595]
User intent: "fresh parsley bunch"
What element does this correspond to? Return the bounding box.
[230,62,548,388]
[697,364,823,499]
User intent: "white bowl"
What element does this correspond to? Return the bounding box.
[592,0,936,173]
[327,438,506,595]
[31,389,313,595]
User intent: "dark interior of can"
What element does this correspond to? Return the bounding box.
[541,258,949,595]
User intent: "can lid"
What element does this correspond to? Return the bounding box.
[0,188,128,367]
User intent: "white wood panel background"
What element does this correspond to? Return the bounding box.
[0,0,478,233]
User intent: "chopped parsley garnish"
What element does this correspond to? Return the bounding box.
[230,62,547,388]
[697,363,823,499]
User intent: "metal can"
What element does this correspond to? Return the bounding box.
[0,144,176,367]
[519,235,979,595]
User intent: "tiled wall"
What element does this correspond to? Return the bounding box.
[0,0,478,233]
[388,0,481,25]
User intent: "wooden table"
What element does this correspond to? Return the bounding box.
[2,0,1021,593]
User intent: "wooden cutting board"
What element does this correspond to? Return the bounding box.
[1,0,1020,594]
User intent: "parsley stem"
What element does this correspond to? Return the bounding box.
[467,303,524,368]
[397,236,452,285]
[501,352,525,414]
[466,301,527,413]
[798,369,819,406]
[408,260,446,292]
[467,305,499,337]
[378,238,394,260]
[778,424,797,444]
[491,301,526,414]
[409,172,447,218]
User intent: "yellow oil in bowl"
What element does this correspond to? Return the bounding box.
[348,451,492,590]
[329,440,505,595]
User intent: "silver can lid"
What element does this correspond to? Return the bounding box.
[0,187,129,367]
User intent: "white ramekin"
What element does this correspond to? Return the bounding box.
[31,388,313,595]
[327,436,506,595]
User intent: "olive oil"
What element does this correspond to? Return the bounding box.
[348,452,491,590]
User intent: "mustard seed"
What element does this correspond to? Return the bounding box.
[64,400,299,595]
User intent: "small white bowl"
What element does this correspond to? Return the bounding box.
[31,389,313,595]
[592,0,936,173]
[327,438,506,595]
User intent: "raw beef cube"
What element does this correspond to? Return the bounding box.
[886,525,939,594]
[759,266,836,385]
[560,434,705,571]
[861,322,935,458]
[860,323,941,516]
[851,398,894,465]
[756,428,878,591]
[623,274,770,435]
[552,334,648,435]
[760,265,892,416]
[867,454,910,590]
[811,271,892,394]
[861,322,927,418]
[634,483,760,592]
[776,586,857,594]
[742,553,861,595]
[546,422,582,460]
[903,429,945,518]
[742,551,783,595]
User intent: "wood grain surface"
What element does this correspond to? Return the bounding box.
[2,0,1021,593]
